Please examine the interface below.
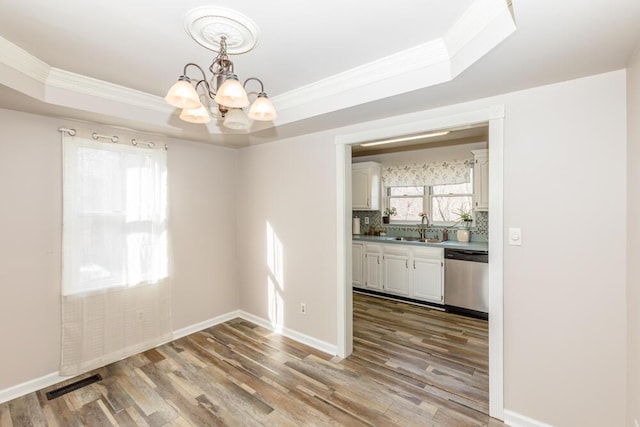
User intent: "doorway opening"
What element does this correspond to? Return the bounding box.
[335,105,505,419]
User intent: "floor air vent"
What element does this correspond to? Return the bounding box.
[46,374,102,400]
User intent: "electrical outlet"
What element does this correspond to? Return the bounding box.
[136,310,145,322]
[300,303,307,315]
[364,217,370,225]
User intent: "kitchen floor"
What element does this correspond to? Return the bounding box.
[0,293,501,426]
[352,292,493,422]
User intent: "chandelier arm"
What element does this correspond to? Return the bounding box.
[182,63,208,81]
[182,63,217,98]
[243,77,265,93]
[194,79,216,99]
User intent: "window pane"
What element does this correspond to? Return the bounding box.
[432,181,472,195]
[390,197,423,221]
[389,186,424,196]
[431,196,472,222]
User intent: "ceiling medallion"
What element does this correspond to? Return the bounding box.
[184,6,260,55]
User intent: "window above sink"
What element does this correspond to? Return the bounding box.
[387,181,473,227]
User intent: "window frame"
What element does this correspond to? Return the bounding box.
[386,183,474,227]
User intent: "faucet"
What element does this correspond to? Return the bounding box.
[419,213,429,238]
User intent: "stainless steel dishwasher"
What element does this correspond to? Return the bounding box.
[444,248,489,318]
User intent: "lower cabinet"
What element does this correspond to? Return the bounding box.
[382,246,410,296]
[352,243,364,288]
[411,247,444,303]
[364,244,383,290]
[353,242,444,304]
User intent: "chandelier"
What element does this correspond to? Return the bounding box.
[164,8,277,131]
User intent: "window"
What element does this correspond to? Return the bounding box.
[430,181,473,223]
[388,186,425,221]
[387,176,473,225]
[63,137,168,295]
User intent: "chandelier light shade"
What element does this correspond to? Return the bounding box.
[214,75,250,109]
[223,108,251,130]
[179,104,211,124]
[248,93,277,121]
[164,78,201,109]
[165,24,276,131]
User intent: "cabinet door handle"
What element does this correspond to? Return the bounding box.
[413,260,416,269]
[406,260,408,269]
[367,198,370,207]
[378,257,380,265]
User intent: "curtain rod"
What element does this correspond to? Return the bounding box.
[58,127,168,150]
[92,132,119,143]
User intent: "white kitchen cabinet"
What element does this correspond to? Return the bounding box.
[472,149,489,211]
[355,242,444,305]
[411,247,444,303]
[382,246,411,296]
[364,244,383,290]
[352,162,381,211]
[352,243,364,288]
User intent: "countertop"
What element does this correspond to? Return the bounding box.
[352,234,488,252]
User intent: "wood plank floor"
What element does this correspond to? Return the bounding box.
[0,293,506,426]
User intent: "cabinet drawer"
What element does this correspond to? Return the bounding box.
[412,246,443,260]
[364,243,383,254]
[383,245,411,257]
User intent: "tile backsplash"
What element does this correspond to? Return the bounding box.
[352,210,488,242]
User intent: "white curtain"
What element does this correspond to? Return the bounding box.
[61,132,171,375]
[381,159,472,187]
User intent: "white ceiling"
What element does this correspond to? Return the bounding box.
[0,0,639,147]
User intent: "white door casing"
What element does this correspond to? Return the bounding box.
[335,105,505,420]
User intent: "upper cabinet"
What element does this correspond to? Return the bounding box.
[472,149,489,211]
[352,162,381,211]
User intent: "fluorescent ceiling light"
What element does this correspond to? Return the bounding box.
[360,131,451,147]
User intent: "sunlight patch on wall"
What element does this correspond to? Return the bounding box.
[266,221,284,331]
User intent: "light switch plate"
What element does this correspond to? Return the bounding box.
[508,227,522,246]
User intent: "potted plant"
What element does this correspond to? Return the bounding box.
[455,207,473,242]
[456,207,473,229]
[382,207,397,224]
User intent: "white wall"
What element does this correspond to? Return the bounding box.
[0,109,239,391]
[237,134,337,346]
[238,70,628,426]
[627,47,640,426]
[501,71,626,427]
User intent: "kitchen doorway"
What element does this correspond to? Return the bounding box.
[334,105,505,419]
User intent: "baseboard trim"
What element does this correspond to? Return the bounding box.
[171,310,241,341]
[504,409,553,427]
[0,372,71,405]
[237,310,338,356]
[0,309,337,404]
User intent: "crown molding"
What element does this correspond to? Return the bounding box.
[0,35,170,116]
[46,68,170,113]
[272,38,451,112]
[0,36,50,84]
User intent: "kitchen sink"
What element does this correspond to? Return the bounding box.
[425,238,444,243]
[392,237,444,243]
